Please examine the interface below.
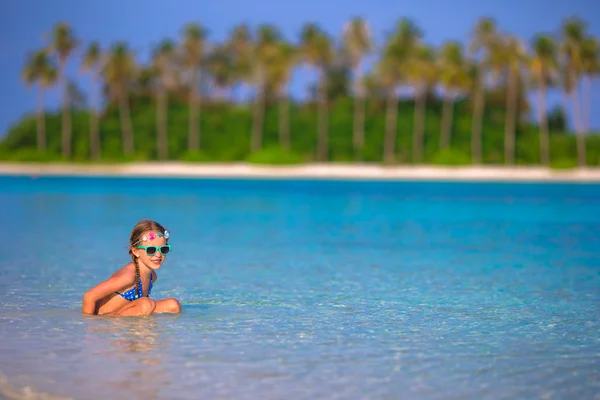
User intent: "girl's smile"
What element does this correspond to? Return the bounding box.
[150,258,163,266]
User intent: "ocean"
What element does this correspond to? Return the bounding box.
[1,175,599,399]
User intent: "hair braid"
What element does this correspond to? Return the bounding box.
[132,256,141,298]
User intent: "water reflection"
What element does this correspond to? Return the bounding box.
[93,317,161,352]
[80,316,170,398]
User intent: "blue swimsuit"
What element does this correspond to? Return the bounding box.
[115,275,154,301]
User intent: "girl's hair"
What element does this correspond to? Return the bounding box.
[128,220,168,297]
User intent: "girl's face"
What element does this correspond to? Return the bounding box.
[131,231,171,271]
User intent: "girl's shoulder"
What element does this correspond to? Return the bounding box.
[110,262,136,280]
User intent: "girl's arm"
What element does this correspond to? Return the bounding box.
[81,268,134,315]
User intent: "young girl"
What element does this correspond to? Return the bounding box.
[82,219,182,316]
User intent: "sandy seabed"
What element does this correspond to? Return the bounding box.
[1,162,600,182]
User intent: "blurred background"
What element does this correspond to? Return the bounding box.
[0,0,598,167]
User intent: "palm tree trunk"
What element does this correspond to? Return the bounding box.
[119,90,135,157]
[582,75,591,133]
[36,87,46,151]
[384,88,398,164]
[353,95,365,160]
[251,84,265,153]
[89,76,100,160]
[575,138,587,166]
[569,68,584,134]
[575,129,586,167]
[561,93,571,132]
[278,90,290,150]
[412,87,426,163]
[317,74,328,161]
[538,78,550,166]
[188,69,201,151]
[353,66,365,160]
[60,60,72,159]
[471,80,485,164]
[157,90,168,160]
[504,69,518,165]
[569,69,586,166]
[440,92,454,149]
[90,110,100,160]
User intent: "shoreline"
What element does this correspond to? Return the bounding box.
[1,161,600,183]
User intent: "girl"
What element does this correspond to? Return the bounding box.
[82,220,182,316]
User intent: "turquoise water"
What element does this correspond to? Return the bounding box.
[1,176,599,400]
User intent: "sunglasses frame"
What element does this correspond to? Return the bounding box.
[137,244,172,256]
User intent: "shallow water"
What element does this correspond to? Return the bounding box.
[1,176,599,400]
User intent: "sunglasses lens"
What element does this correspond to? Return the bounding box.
[160,246,171,255]
[146,246,157,255]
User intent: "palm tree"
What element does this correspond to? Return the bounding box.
[152,39,177,160]
[376,50,402,164]
[580,37,598,133]
[407,44,437,163]
[560,17,587,165]
[469,17,499,164]
[300,23,334,161]
[500,35,527,165]
[251,24,282,152]
[530,34,558,165]
[21,50,57,151]
[49,22,78,159]
[205,44,236,100]
[269,42,297,150]
[81,42,102,160]
[181,23,208,152]
[342,17,372,159]
[136,66,157,97]
[227,24,253,102]
[102,42,138,156]
[378,18,422,163]
[438,41,469,150]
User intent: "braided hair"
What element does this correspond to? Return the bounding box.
[129,220,168,298]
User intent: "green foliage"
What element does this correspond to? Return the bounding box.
[1,95,598,166]
[181,151,212,163]
[246,147,304,165]
[550,158,578,169]
[0,148,63,162]
[430,148,472,166]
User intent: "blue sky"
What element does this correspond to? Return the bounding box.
[1,0,599,138]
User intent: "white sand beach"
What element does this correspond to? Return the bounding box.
[1,162,600,182]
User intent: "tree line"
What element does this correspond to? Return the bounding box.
[3,16,599,166]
